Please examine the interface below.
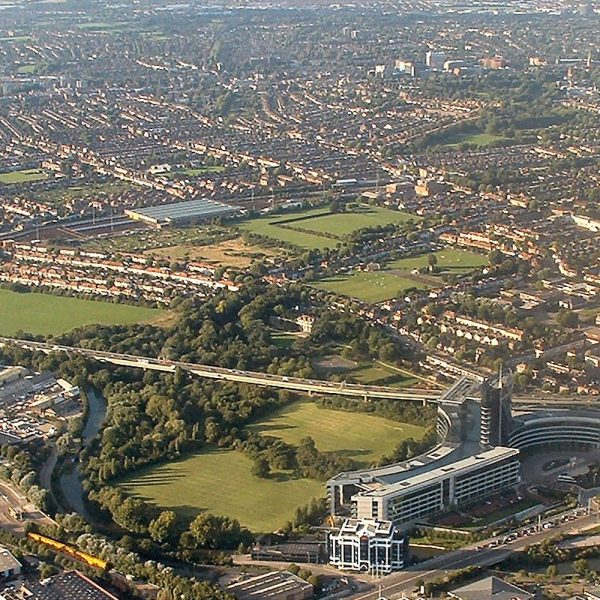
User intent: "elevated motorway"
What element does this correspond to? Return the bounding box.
[1,337,596,407]
[0,337,439,402]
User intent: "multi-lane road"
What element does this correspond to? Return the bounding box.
[0,337,439,402]
[350,509,599,600]
[1,337,597,408]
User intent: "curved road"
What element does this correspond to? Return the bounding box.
[0,337,439,402]
[0,337,595,407]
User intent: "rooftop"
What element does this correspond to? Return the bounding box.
[449,576,533,600]
[125,198,240,224]
[0,547,21,574]
[227,571,313,600]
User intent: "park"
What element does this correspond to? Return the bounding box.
[238,204,418,250]
[315,248,488,303]
[0,289,162,336]
[119,400,428,532]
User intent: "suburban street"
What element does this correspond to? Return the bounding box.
[349,511,600,600]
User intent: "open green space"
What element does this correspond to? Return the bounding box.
[16,64,36,73]
[249,401,426,467]
[0,169,47,185]
[444,131,508,148]
[239,211,334,251]
[34,181,135,206]
[314,249,486,303]
[0,36,32,43]
[179,166,226,176]
[388,248,487,273]
[239,205,418,250]
[119,402,427,532]
[75,22,128,32]
[0,289,161,336]
[348,364,419,388]
[291,205,418,237]
[119,447,323,533]
[315,271,428,303]
[270,329,300,349]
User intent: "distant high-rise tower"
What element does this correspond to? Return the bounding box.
[426,51,446,70]
[480,369,513,447]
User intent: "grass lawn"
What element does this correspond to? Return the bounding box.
[270,330,300,349]
[239,205,418,250]
[34,181,135,207]
[239,214,334,251]
[119,402,428,532]
[0,36,32,43]
[347,364,416,387]
[179,166,225,176]
[119,447,324,533]
[249,401,426,467]
[0,289,161,336]
[388,249,487,274]
[17,64,36,74]
[0,169,47,185]
[315,271,428,303]
[291,205,417,237]
[444,132,508,148]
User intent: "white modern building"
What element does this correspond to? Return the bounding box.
[350,447,520,528]
[329,518,407,573]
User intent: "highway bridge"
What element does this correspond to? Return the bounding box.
[0,337,440,402]
[1,337,596,407]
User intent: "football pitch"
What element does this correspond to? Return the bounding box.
[0,289,161,336]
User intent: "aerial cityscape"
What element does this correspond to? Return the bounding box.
[0,0,598,599]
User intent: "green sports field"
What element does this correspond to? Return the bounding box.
[0,289,161,336]
[0,169,47,184]
[249,401,426,467]
[120,402,427,532]
[315,271,428,303]
[444,132,507,148]
[239,205,417,250]
[388,249,487,273]
[120,448,324,533]
[315,249,486,303]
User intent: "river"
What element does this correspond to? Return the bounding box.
[58,388,107,520]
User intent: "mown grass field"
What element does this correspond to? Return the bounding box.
[315,249,486,303]
[239,205,417,250]
[444,132,508,148]
[249,401,426,467]
[290,206,417,237]
[119,448,324,533]
[0,289,161,336]
[388,249,487,273]
[239,210,334,250]
[0,168,47,184]
[180,166,225,176]
[315,271,428,303]
[120,402,427,532]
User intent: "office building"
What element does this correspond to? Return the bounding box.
[480,372,513,447]
[348,447,520,528]
[426,51,446,70]
[329,518,407,573]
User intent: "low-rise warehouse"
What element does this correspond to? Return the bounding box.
[125,198,241,227]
